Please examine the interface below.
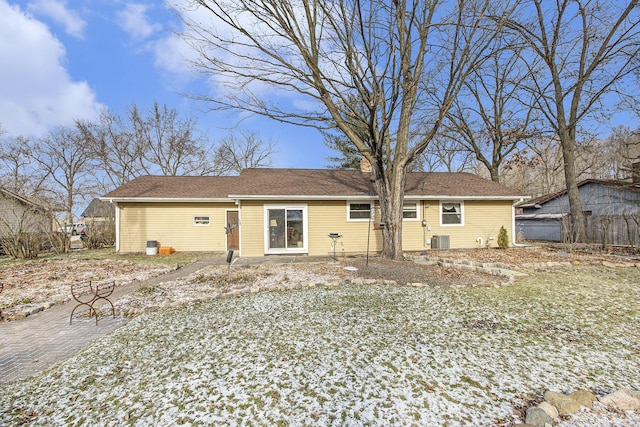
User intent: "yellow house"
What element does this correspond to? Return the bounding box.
[101,169,525,256]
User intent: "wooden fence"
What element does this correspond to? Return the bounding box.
[585,215,640,247]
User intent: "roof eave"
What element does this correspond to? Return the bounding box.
[100,195,526,202]
[230,194,526,201]
[404,195,527,201]
[228,195,376,200]
[99,197,234,203]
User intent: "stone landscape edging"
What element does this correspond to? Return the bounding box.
[521,388,640,426]
[407,255,529,286]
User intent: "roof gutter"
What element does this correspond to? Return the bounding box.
[229,195,526,201]
[100,195,528,202]
[99,197,234,203]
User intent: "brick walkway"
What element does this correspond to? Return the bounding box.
[0,255,328,383]
[0,256,229,383]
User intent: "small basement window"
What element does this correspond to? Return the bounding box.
[348,202,372,221]
[193,216,210,226]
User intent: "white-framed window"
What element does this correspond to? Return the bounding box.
[347,201,372,221]
[193,216,210,226]
[440,201,464,226]
[403,202,419,220]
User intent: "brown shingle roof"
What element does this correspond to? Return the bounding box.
[232,169,522,198]
[101,170,523,200]
[404,172,520,198]
[101,176,239,199]
[231,169,375,197]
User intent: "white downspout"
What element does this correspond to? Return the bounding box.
[112,200,120,253]
[512,198,526,247]
[235,199,242,257]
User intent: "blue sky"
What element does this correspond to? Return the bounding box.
[0,0,333,169]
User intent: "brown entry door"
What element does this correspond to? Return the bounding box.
[226,211,239,251]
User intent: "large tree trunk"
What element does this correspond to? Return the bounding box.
[489,164,500,182]
[373,163,406,259]
[558,129,586,242]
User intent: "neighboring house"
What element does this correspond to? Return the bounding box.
[81,199,115,226]
[516,179,640,245]
[0,188,53,236]
[100,168,525,256]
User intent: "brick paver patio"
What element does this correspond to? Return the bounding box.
[0,255,328,383]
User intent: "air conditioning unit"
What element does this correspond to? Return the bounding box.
[431,235,450,250]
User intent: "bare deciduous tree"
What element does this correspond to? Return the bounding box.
[444,36,539,182]
[79,102,217,189]
[179,0,513,258]
[28,126,95,229]
[213,131,276,175]
[77,109,144,191]
[130,102,211,177]
[503,0,640,242]
[420,135,476,173]
[603,125,640,181]
[0,136,45,195]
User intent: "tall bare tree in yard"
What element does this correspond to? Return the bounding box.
[213,131,276,175]
[444,36,539,182]
[0,136,45,195]
[79,102,217,190]
[603,125,640,181]
[28,126,94,231]
[180,0,511,258]
[77,109,145,191]
[503,0,640,242]
[130,102,211,176]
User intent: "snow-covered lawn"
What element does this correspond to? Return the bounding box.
[1,265,639,426]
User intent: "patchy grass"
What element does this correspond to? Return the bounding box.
[0,248,199,318]
[1,265,639,425]
[0,247,204,269]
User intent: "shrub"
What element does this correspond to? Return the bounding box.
[0,232,42,259]
[84,221,116,249]
[497,226,509,249]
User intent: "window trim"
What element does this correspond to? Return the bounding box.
[347,201,373,222]
[193,216,211,226]
[402,202,420,221]
[440,201,464,227]
[263,204,308,254]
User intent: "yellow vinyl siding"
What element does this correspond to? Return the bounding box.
[118,199,514,254]
[117,202,236,253]
[308,201,383,256]
[418,199,513,249]
[241,200,384,256]
[238,201,266,257]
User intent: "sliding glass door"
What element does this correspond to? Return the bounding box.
[265,205,307,253]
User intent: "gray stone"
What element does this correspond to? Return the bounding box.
[538,401,559,419]
[544,391,582,415]
[600,389,640,410]
[525,406,553,427]
[569,389,596,409]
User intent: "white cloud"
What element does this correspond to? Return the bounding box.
[153,31,194,75]
[116,3,160,40]
[27,0,86,39]
[0,1,102,137]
